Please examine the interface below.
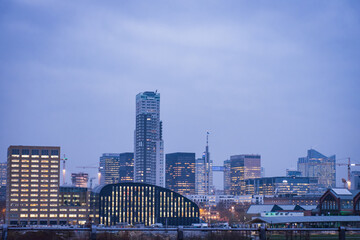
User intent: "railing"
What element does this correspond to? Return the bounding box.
[1,225,360,240]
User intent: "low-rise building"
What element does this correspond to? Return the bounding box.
[91,182,200,226]
[58,186,90,225]
[319,188,360,216]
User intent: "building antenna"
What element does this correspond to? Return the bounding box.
[206,131,209,147]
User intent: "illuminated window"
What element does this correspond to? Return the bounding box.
[40,214,48,217]
[30,214,38,217]
[49,214,57,217]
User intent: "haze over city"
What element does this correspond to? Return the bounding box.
[1,1,359,189]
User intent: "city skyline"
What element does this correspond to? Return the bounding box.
[1,1,359,188]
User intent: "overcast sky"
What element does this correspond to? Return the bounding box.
[1,0,359,189]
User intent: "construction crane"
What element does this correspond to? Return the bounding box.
[337,157,360,190]
[60,155,68,185]
[76,166,101,186]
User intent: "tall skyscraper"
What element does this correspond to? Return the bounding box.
[99,153,121,185]
[229,154,261,195]
[6,146,60,225]
[71,172,89,188]
[297,149,336,191]
[166,152,196,195]
[118,152,134,182]
[134,91,164,187]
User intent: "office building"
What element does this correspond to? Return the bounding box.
[118,152,134,182]
[134,91,164,187]
[0,162,7,187]
[91,182,200,226]
[297,149,336,191]
[58,186,90,225]
[223,159,231,195]
[229,154,261,195]
[71,172,89,188]
[99,153,121,185]
[6,146,60,225]
[195,157,213,195]
[245,176,318,195]
[166,152,195,195]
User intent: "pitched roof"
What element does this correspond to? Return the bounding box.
[247,205,279,214]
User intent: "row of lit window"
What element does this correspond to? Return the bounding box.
[10,198,58,202]
[11,184,55,187]
[11,154,58,159]
[19,214,58,218]
[11,173,58,177]
[11,208,58,212]
[59,208,87,212]
[12,159,58,163]
[11,164,59,168]
[11,193,58,197]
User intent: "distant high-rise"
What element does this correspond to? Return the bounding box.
[229,154,261,195]
[297,149,336,191]
[0,162,6,187]
[99,153,121,185]
[195,138,213,196]
[71,172,89,188]
[223,159,231,195]
[134,91,164,187]
[166,152,195,195]
[118,152,134,182]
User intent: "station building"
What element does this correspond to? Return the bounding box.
[91,182,200,226]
